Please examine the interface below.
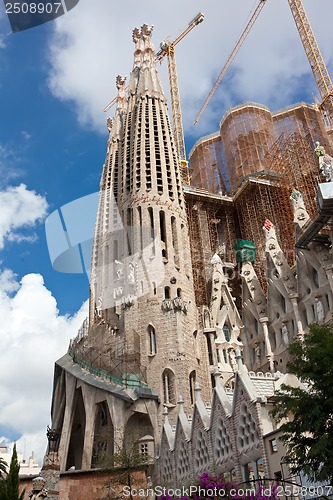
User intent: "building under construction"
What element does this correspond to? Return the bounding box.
[188,101,331,299]
[45,3,333,497]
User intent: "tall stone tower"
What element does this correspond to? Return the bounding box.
[90,22,211,412]
[50,24,211,472]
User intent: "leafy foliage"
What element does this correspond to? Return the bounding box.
[0,457,8,477]
[96,427,151,500]
[0,444,25,500]
[271,323,333,483]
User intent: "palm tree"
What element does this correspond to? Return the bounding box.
[0,457,8,477]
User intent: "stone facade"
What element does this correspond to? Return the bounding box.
[49,21,333,493]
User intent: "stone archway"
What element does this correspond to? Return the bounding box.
[66,387,86,470]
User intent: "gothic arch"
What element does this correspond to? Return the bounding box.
[162,368,176,405]
[91,401,114,468]
[124,413,154,459]
[66,387,86,470]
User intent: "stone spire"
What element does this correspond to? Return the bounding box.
[87,23,211,426]
[129,24,165,99]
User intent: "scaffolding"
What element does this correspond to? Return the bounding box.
[220,103,277,192]
[189,132,230,194]
[185,190,236,306]
[266,132,320,217]
[69,323,148,388]
[230,129,322,290]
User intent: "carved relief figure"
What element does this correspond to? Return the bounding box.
[28,477,48,499]
[282,323,289,346]
[290,189,310,228]
[315,142,333,182]
[315,298,325,322]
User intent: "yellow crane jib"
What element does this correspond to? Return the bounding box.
[157,12,204,185]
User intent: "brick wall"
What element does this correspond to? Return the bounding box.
[20,468,148,500]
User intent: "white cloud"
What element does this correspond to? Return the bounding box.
[0,270,89,464]
[0,184,48,249]
[46,0,333,137]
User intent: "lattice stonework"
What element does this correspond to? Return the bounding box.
[160,450,174,485]
[177,439,190,479]
[237,403,259,451]
[194,429,210,473]
[214,416,232,462]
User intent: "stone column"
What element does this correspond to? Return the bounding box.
[290,294,304,339]
[259,317,274,372]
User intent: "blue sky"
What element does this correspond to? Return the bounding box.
[0,0,332,465]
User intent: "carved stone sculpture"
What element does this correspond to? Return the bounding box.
[315,141,333,182]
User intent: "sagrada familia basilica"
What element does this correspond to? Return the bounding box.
[34,20,333,498]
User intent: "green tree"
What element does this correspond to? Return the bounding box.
[272,323,333,483]
[0,444,25,500]
[96,428,152,500]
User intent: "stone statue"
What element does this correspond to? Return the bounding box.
[315,142,333,182]
[229,349,237,372]
[255,343,261,364]
[282,323,289,346]
[315,298,325,322]
[107,117,113,133]
[28,476,48,499]
[116,75,127,110]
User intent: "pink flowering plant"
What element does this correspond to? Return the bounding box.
[160,472,280,500]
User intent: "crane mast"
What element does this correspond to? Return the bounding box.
[287,0,333,130]
[157,12,204,184]
[166,45,189,182]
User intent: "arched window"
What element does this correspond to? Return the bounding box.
[159,211,167,260]
[113,239,118,261]
[148,325,156,356]
[312,267,319,288]
[164,286,170,299]
[280,293,286,313]
[223,324,231,342]
[206,334,213,365]
[189,370,196,405]
[162,369,176,405]
[193,330,200,360]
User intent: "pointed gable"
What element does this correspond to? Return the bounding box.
[190,384,212,476]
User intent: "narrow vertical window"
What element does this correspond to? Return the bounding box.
[206,334,213,365]
[159,211,167,260]
[162,369,176,405]
[223,325,231,342]
[148,325,156,356]
[148,207,155,256]
[113,240,118,261]
[189,370,196,405]
[137,206,143,252]
[127,208,133,256]
[171,216,179,266]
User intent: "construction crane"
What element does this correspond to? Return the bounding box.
[104,13,204,185]
[194,0,333,133]
[194,0,267,125]
[156,12,204,184]
[287,0,333,130]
